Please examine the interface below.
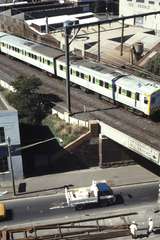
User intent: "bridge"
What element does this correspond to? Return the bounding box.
[99,121,160,166]
[53,105,160,168]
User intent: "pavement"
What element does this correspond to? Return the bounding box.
[0,164,160,239]
[0,164,159,199]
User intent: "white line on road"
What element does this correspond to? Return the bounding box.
[49,205,66,210]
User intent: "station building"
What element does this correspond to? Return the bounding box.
[119,0,160,34]
[0,93,23,187]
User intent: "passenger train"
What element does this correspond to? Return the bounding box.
[0,31,160,116]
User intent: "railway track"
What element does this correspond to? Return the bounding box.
[1,53,160,153]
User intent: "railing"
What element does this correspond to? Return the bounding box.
[0,212,138,240]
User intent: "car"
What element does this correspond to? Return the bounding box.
[0,202,6,220]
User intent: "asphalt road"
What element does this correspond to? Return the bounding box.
[1,182,158,227]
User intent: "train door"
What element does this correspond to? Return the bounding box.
[142,94,150,115]
[135,92,139,108]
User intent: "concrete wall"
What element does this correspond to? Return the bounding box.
[0,98,23,187]
[0,14,60,48]
[119,0,160,34]
[52,109,136,168]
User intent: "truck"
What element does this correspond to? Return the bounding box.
[65,180,116,210]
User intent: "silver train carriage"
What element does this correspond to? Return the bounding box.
[0,32,160,116]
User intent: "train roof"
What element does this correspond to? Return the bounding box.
[59,56,124,78]
[118,75,160,94]
[0,32,63,59]
[59,56,160,95]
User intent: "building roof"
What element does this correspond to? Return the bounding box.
[26,12,95,27]
[52,21,160,66]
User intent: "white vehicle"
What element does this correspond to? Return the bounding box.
[1,32,160,116]
[65,180,116,210]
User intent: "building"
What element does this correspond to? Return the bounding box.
[0,93,23,187]
[119,0,160,33]
[26,12,97,33]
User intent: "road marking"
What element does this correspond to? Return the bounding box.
[49,205,66,210]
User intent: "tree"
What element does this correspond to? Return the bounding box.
[7,74,45,125]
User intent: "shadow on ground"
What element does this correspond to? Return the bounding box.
[20,124,91,178]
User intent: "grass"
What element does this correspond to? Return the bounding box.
[42,114,88,146]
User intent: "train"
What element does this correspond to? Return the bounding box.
[0,31,160,116]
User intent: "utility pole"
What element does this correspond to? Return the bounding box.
[7,137,16,196]
[64,21,73,115]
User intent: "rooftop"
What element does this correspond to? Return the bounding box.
[26,12,96,27]
[52,21,160,66]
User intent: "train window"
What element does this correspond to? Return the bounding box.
[99,80,103,86]
[105,82,109,88]
[81,73,84,79]
[70,68,72,74]
[47,60,50,65]
[76,71,80,77]
[119,87,121,94]
[60,65,63,70]
[151,97,155,104]
[127,90,131,98]
[89,75,91,82]
[109,84,112,89]
[144,97,148,104]
[135,92,139,101]
[93,77,95,83]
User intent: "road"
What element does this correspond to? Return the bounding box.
[0,182,158,227]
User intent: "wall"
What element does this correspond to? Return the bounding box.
[0,14,60,48]
[119,0,160,34]
[0,98,23,187]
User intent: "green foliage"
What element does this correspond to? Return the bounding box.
[6,74,46,125]
[42,115,87,146]
[145,54,160,76]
